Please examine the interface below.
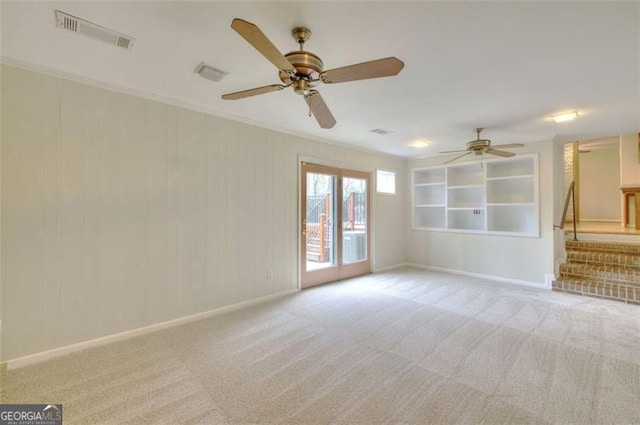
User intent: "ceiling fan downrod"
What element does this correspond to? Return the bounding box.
[291,27,311,50]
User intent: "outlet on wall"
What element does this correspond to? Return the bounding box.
[267,270,273,280]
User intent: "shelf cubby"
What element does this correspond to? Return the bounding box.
[414,184,445,205]
[447,209,485,231]
[487,205,536,234]
[486,157,534,178]
[448,186,484,209]
[414,206,446,228]
[486,177,534,204]
[447,163,483,186]
[414,168,445,185]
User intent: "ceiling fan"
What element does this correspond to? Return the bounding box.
[221,18,405,129]
[440,128,524,164]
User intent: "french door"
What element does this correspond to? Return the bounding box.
[301,163,370,288]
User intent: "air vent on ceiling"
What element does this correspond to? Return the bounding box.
[370,128,393,135]
[55,10,135,50]
[195,63,228,82]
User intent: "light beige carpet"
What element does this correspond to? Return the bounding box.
[2,267,640,424]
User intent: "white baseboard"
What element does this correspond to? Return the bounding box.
[5,289,298,370]
[372,263,409,273]
[406,263,551,290]
[544,273,556,287]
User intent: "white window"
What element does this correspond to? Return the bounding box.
[376,169,396,194]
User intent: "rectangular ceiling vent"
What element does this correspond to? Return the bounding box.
[370,128,393,135]
[195,63,228,82]
[55,10,135,50]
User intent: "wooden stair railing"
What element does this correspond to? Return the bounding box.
[554,180,577,241]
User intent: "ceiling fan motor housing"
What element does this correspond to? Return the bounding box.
[467,139,491,154]
[279,51,324,85]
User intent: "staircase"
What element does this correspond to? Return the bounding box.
[553,240,640,304]
[306,237,323,262]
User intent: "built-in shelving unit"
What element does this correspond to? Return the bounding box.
[411,154,539,236]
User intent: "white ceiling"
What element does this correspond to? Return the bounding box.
[2,1,639,157]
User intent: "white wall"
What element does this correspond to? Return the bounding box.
[578,147,620,221]
[405,140,556,286]
[0,64,406,362]
[618,133,640,224]
[0,59,4,362]
[620,133,640,185]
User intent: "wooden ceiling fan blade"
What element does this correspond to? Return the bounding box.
[221,84,286,100]
[486,148,515,158]
[304,90,336,129]
[439,149,467,154]
[320,57,404,84]
[491,143,524,149]
[444,151,472,164]
[231,18,294,73]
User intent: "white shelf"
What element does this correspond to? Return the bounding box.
[448,184,484,189]
[487,202,534,207]
[486,174,533,181]
[412,154,539,236]
[415,182,445,187]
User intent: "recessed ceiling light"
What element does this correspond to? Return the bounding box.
[551,111,579,123]
[408,139,430,148]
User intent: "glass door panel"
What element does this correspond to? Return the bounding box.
[301,163,340,288]
[339,170,370,280]
[306,173,337,271]
[342,177,367,264]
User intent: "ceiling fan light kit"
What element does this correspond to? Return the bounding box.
[221,18,404,129]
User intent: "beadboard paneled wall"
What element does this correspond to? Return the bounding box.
[0,64,406,361]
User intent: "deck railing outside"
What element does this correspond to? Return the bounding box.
[306,192,366,262]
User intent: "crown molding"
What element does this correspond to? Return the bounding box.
[0,56,406,162]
